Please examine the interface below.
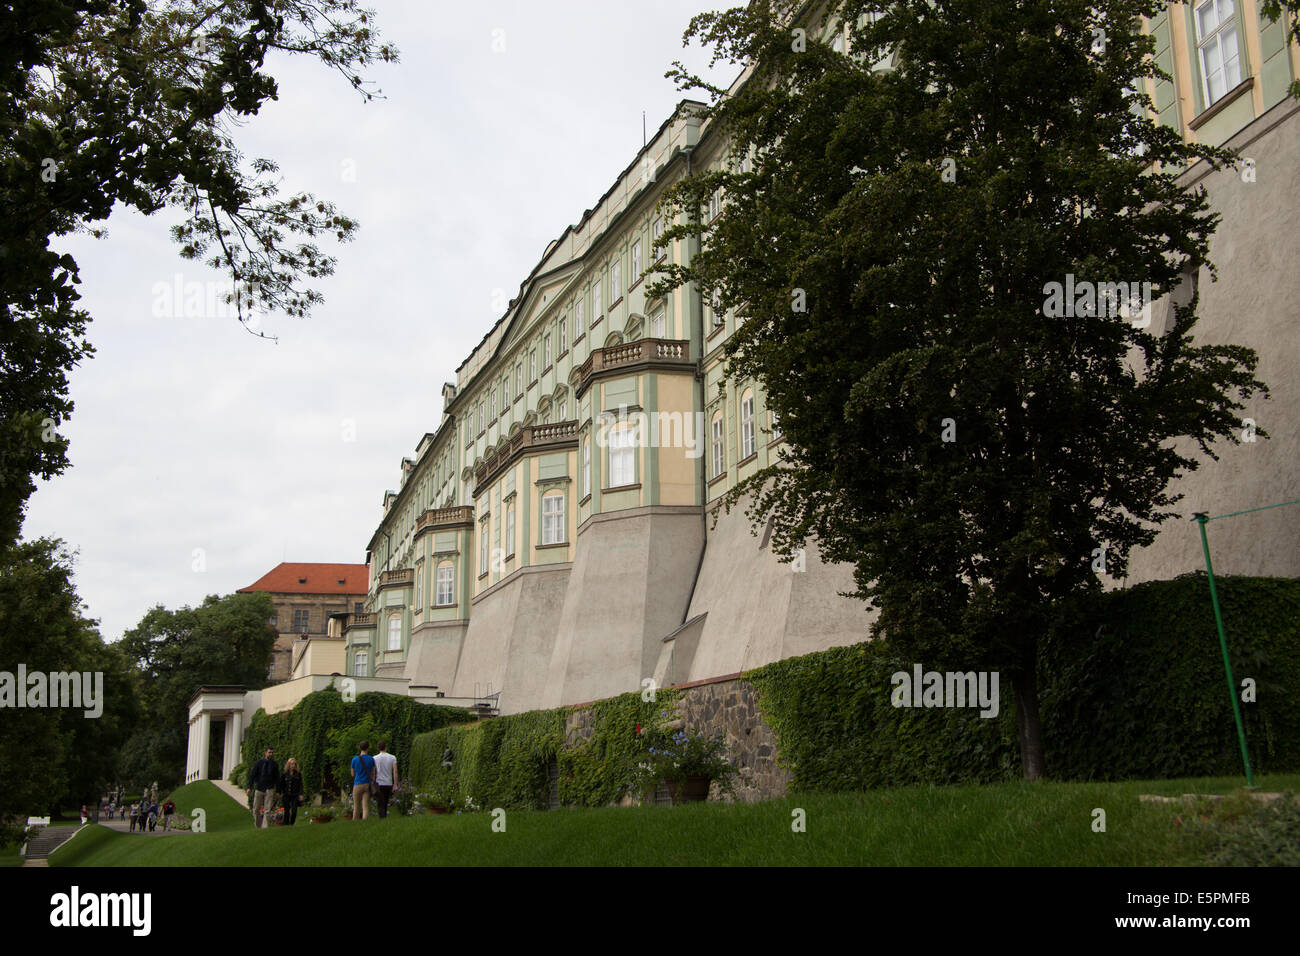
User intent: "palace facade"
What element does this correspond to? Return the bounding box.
[338,2,1300,716]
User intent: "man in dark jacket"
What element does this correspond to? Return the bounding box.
[247,747,279,829]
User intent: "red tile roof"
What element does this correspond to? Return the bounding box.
[238,563,369,596]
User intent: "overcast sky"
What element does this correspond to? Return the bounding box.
[24,0,732,641]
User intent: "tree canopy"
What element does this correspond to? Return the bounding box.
[650,0,1270,778]
[0,0,395,550]
[0,538,135,821]
[117,590,277,787]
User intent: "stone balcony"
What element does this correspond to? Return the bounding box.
[377,569,413,588]
[575,337,691,398]
[417,505,475,531]
[474,420,579,496]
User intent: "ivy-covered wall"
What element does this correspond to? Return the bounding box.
[409,691,676,810]
[1039,573,1300,781]
[256,575,1300,807]
[240,686,471,797]
[750,573,1300,790]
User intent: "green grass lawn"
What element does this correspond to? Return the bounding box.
[48,773,1300,867]
[163,780,252,832]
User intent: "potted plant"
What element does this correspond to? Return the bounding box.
[641,729,737,805]
[307,807,334,824]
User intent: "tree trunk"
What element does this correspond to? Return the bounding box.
[1013,648,1046,781]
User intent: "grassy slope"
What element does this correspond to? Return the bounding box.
[49,773,1300,867]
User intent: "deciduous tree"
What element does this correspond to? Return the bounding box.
[652,0,1268,779]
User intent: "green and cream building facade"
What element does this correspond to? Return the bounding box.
[342,2,1300,714]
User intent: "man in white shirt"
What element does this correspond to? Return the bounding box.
[373,740,399,819]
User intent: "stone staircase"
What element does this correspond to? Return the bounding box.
[21,825,82,866]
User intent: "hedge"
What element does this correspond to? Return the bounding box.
[241,686,471,797]
[1039,573,1300,780]
[748,573,1300,789]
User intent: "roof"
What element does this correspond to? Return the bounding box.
[237,563,369,596]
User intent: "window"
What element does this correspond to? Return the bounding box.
[543,334,551,368]
[577,297,586,329]
[611,260,622,302]
[651,307,666,338]
[652,217,665,259]
[631,239,642,281]
[741,392,755,459]
[529,349,537,381]
[711,414,725,478]
[293,609,309,634]
[354,602,364,614]
[515,362,522,395]
[479,523,489,575]
[488,390,495,423]
[436,563,454,606]
[501,378,508,411]
[542,493,565,545]
[582,437,591,497]
[610,423,636,487]
[558,399,567,421]
[505,502,516,557]
[709,189,721,221]
[477,401,484,433]
[710,289,724,329]
[387,615,401,651]
[1194,0,1241,106]
[559,318,567,349]
[771,408,782,440]
[415,564,424,608]
[593,280,603,318]
[353,650,368,677]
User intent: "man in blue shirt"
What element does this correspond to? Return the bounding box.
[350,741,377,820]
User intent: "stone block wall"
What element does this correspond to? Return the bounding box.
[561,674,789,804]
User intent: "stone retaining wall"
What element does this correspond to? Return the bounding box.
[562,675,789,804]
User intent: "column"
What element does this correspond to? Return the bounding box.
[196,711,211,781]
[186,718,196,782]
[230,709,243,777]
[222,712,242,781]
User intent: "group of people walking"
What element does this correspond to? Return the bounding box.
[245,739,399,827]
[102,792,175,831]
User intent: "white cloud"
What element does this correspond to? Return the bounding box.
[24,0,730,639]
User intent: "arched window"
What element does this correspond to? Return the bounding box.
[651,307,666,338]
[387,615,402,652]
[542,493,566,545]
[741,391,755,459]
[436,562,455,606]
